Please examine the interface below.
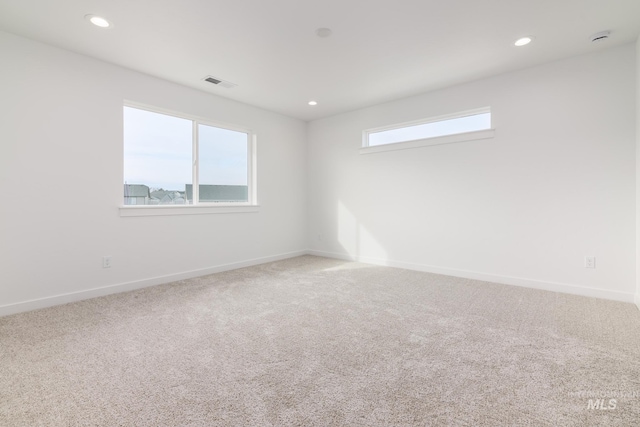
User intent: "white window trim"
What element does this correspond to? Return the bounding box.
[361,107,494,154]
[119,204,260,217]
[121,101,258,216]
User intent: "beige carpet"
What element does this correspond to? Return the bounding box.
[1,255,640,426]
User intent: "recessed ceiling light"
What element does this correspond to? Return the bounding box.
[85,14,112,28]
[315,28,332,38]
[308,101,318,106]
[514,36,533,47]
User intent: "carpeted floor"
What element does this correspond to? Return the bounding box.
[1,255,640,426]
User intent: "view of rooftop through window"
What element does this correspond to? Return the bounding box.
[123,106,249,205]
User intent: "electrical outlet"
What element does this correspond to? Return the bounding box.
[103,256,112,269]
[585,256,596,269]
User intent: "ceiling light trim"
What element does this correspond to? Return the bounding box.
[84,14,112,29]
[514,36,534,47]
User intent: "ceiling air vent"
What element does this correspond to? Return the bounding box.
[202,75,237,89]
[590,31,610,43]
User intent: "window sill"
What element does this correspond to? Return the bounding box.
[119,204,260,217]
[360,129,495,155]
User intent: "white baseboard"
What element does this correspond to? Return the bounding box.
[3,249,635,317]
[0,250,307,317]
[308,250,635,304]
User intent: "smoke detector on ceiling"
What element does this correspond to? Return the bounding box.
[315,28,332,38]
[202,76,237,89]
[590,31,611,43]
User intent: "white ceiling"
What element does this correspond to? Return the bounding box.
[1,0,639,121]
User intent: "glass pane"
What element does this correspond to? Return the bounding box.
[369,112,491,146]
[197,124,248,203]
[123,106,192,205]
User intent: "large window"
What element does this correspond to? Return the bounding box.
[362,108,493,153]
[123,104,254,206]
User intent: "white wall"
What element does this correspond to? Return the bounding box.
[308,43,637,302]
[0,31,308,315]
[1,30,637,315]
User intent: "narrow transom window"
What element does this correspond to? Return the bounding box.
[363,108,492,150]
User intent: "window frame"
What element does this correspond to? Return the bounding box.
[361,107,494,155]
[120,101,258,216]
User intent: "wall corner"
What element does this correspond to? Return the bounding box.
[636,35,640,310]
